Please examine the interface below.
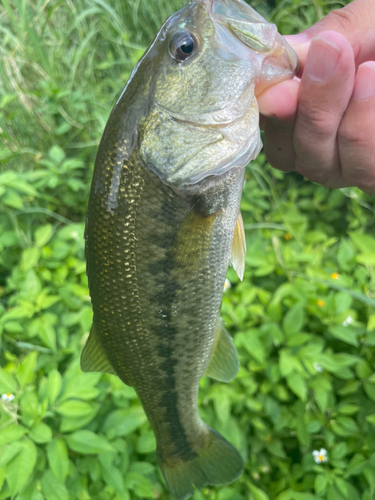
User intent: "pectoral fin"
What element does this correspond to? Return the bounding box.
[173,210,216,270]
[229,211,246,281]
[80,324,116,375]
[205,322,239,383]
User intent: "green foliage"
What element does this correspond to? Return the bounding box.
[1,0,375,499]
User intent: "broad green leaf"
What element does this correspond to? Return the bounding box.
[248,482,270,500]
[47,439,69,482]
[100,463,124,493]
[332,442,348,459]
[0,441,24,466]
[66,430,115,454]
[40,470,69,500]
[2,189,23,209]
[20,247,41,272]
[17,351,38,386]
[125,471,155,499]
[286,373,307,401]
[136,433,156,454]
[103,407,147,439]
[283,302,304,335]
[5,440,37,496]
[329,326,358,347]
[56,400,95,417]
[48,145,65,165]
[0,425,27,446]
[315,474,327,495]
[349,232,375,254]
[29,423,52,443]
[47,370,62,406]
[0,369,17,393]
[34,224,53,247]
[365,415,375,427]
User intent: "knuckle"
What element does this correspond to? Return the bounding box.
[322,6,360,33]
[295,104,337,147]
[294,159,334,186]
[339,121,372,150]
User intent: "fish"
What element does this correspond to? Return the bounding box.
[81,0,299,498]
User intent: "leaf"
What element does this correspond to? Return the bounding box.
[103,407,147,439]
[48,145,65,165]
[365,414,375,427]
[66,430,115,454]
[5,440,37,496]
[29,423,52,443]
[279,349,294,376]
[34,224,54,247]
[125,471,156,499]
[47,439,70,482]
[349,232,375,254]
[0,441,24,467]
[17,351,38,386]
[332,442,348,459]
[283,302,304,335]
[248,482,271,500]
[100,463,124,493]
[47,369,62,406]
[315,474,327,495]
[136,433,156,454]
[2,189,23,209]
[56,400,95,417]
[287,373,307,401]
[0,425,27,446]
[329,326,358,347]
[40,470,69,500]
[20,247,41,272]
[0,369,18,393]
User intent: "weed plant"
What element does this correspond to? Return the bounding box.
[1,1,375,500]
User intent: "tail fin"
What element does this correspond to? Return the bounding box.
[157,427,243,500]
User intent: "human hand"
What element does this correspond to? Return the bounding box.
[258,0,375,194]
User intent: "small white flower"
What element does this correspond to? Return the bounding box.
[313,448,328,464]
[223,278,231,292]
[1,393,15,402]
[342,316,354,326]
[313,362,323,373]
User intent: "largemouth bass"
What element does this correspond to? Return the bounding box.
[82,0,298,498]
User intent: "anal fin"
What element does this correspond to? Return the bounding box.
[80,324,116,375]
[229,211,246,281]
[204,322,239,383]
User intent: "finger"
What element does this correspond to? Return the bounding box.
[258,79,299,171]
[338,61,375,194]
[258,79,299,120]
[262,116,296,172]
[284,0,375,73]
[294,31,356,188]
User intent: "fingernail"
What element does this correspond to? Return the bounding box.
[353,62,375,100]
[307,36,341,82]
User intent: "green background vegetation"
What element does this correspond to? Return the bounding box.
[1,0,375,499]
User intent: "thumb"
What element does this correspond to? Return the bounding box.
[284,0,375,72]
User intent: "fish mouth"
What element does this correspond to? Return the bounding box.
[204,0,299,82]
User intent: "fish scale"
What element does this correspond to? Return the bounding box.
[82,0,299,497]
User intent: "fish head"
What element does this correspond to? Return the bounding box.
[138,0,299,187]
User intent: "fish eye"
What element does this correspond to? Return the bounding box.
[170,32,197,61]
